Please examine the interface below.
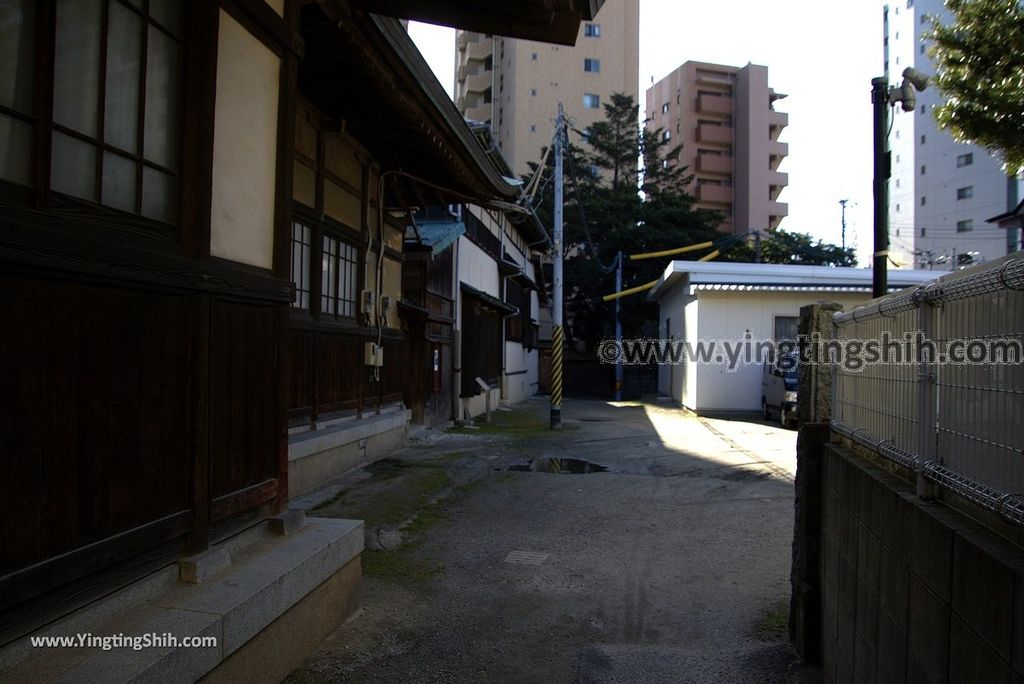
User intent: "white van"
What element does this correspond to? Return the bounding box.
[762,351,799,428]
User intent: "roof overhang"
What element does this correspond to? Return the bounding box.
[301,4,520,206]
[347,0,605,45]
[987,199,1024,228]
[648,261,939,301]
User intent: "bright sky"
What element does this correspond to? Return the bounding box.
[409,1,884,265]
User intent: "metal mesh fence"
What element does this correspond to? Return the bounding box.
[831,256,1024,524]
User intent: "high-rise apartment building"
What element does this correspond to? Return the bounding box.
[645,61,788,236]
[884,0,1020,269]
[454,0,639,176]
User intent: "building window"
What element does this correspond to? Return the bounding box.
[957,219,973,233]
[956,152,973,167]
[584,58,600,73]
[530,88,537,96]
[531,52,538,61]
[321,234,359,318]
[1,0,183,223]
[662,103,670,114]
[921,13,928,23]
[584,23,601,37]
[662,130,671,142]
[957,186,974,200]
[896,203,901,212]
[921,195,926,206]
[291,222,312,309]
[921,104,925,114]
[921,227,927,237]
[896,179,901,188]
[529,124,536,133]
[505,280,532,343]
[921,134,926,144]
[921,164,926,175]
[920,43,926,54]
[583,93,600,109]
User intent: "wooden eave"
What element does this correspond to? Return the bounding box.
[301,4,519,206]
[346,0,605,45]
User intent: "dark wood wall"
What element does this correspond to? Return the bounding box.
[287,328,406,425]
[0,269,289,640]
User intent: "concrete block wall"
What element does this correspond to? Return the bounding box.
[820,444,1024,683]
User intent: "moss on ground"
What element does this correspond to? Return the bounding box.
[753,601,790,642]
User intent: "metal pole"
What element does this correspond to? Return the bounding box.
[871,77,890,298]
[550,104,564,429]
[614,251,623,402]
[839,199,849,251]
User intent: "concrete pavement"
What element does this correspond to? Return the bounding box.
[286,398,818,683]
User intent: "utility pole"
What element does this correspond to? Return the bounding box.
[614,251,623,402]
[871,77,890,298]
[839,199,850,251]
[550,104,564,429]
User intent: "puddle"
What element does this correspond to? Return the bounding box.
[502,458,609,474]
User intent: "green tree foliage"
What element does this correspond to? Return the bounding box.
[929,0,1024,174]
[731,227,857,267]
[524,94,722,349]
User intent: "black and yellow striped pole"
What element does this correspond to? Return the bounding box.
[551,103,565,429]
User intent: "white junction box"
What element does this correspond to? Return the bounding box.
[364,342,384,367]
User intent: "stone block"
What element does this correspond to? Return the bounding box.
[948,615,1011,684]
[951,529,1015,662]
[877,610,908,683]
[907,574,950,681]
[879,549,910,631]
[179,547,232,584]
[854,628,878,684]
[268,509,307,537]
[906,643,943,684]
[909,501,955,604]
[855,575,880,645]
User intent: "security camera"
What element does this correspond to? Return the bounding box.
[902,67,929,91]
[898,83,917,111]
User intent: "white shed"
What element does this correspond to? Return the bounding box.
[648,262,936,413]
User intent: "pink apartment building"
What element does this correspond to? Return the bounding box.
[646,61,789,235]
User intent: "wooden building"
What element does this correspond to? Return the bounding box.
[0,0,600,677]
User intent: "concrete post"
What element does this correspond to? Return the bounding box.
[797,301,844,425]
[790,301,842,665]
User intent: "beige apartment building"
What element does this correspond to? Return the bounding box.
[455,0,639,176]
[645,61,788,235]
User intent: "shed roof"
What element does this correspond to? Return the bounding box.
[649,261,938,300]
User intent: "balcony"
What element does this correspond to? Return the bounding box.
[768,170,788,199]
[457,64,467,83]
[769,141,788,169]
[769,200,788,221]
[696,94,732,116]
[696,184,733,205]
[464,70,492,95]
[467,38,492,62]
[696,123,733,146]
[769,111,788,139]
[458,31,471,51]
[465,103,492,123]
[696,154,732,175]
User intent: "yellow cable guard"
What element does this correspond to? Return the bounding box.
[628,241,715,261]
[601,279,659,302]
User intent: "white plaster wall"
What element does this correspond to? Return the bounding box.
[456,238,499,294]
[210,11,279,269]
[692,291,871,412]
